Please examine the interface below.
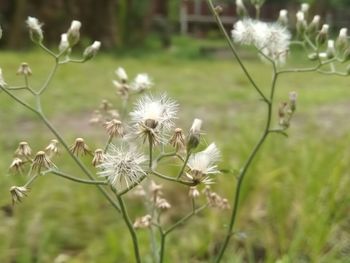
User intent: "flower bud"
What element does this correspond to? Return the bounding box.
[307,15,320,35]
[133,215,152,229]
[0,68,7,87]
[32,151,54,172]
[15,141,32,158]
[296,11,307,36]
[69,138,91,156]
[83,41,101,61]
[59,33,70,53]
[326,40,336,59]
[131,74,153,92]
[336,28,349,52]
[301,3,309,15]
[278,10,288,27]
[289,91,297,112]
[214,5,223,15]
[9,158,25,173]
[45,139,59,158]
[26,17,43,43]
[115,67,128,83]
[67,20,81,47]
[236,0,247,17]
[189,186,200,198]
[187,118,202,151]
[169,128,186,151]
[92,149,105,167]
[17,63,32,76]
[104,119,124,137]
[316,24,329,46]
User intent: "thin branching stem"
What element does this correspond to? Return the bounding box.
[151,170,196,186]
[205,0,269,103]
[116,194,141,263]
[176,150,191,179]
[49,169,108,185]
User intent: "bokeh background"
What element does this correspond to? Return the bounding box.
[0,0,350,262]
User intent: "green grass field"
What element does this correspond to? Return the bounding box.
[0,39,350,263]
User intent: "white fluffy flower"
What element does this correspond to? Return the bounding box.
[130,94,178,143]
[59,33,69,52]
[131,73,153,92]
[232,19,291,64]
[98,144,147,189]
[186,143,221,184]
[26,16,43,42]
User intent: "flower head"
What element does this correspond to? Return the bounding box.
[131,73,153,92]
[186,143,221,184]
[231,19,291,64]
[130,94,178,144]
[92,149,105,167]
[9,158,25,173]
[67,20,81,47]
[116,67,128,83]
[45,139,59,157]
[133,214,152,229]
[17,63,32,76]
[98,144,147,189]
[14,141,32,159]
[26,16,43,43]
[69,138,91,156]
[32,151,55,172]
[59,33,69,53]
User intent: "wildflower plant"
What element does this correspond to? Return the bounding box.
[0,0,349,262]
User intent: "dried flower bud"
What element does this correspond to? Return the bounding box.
[156,197,171,210]
[317,24,329,46]
[187,118,202,151]
[278,10,288,27]
[59,33,69,53]
[207,191,229,210]
[69,138,91,156]
[26,17,43,43]
[9,158,25,173]
[189,186,200,198]
[15,141,32,158]
[10,186,28,205]
[45,139,59,157]
[236,0,247,17]
[92,149,105,167]
[169,128,186,151]
[32,151,54,172]
[116,67,128,83]
[113,80,129,99]
[83,41,101,61]
[67,20,81,47]
[0,68,7,87]
[133,214,152,229]
[132,185,146,197]
[17,63,32,76]
[104,119,124,138]
[150,180,162,197]
[214,5,223,15]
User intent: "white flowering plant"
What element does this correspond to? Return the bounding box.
[0,0,349,262]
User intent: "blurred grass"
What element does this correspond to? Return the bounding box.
[0,37,350,263]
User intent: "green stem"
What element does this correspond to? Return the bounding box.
[205,0,269,103]
[49,169,108,185]
[116,194,141,263]
[24,174,40,188]
[176,151,191,179]
[104,135,113,153]
[151,170,196,186]
[149,135,153,169]
[38,61,59,95]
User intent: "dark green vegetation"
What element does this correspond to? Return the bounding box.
[0,41,350,262]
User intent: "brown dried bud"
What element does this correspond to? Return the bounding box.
[10,186,28,205]
[69,138,91,156]
[32,151,54,172]
[17,62,32,76]
[156,197,171,210]
[92,149,105,167]
[189,186,200,198]
[169,128,186,151]
[45,139,59,158]
[9,158,25,173]
[104,119,124,138]
[14,141,32,159]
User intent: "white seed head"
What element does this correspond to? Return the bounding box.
[278,10,288,26]
[59,33,69,52]
[98,144,147,190]
[296,11,305,22]
[232,19,291,64]
[26,16,43,43]
[116,67,128,82]
[312,15,321,25]
[339,28,348,39]
[190,118,202,135]
[320,24,329,34]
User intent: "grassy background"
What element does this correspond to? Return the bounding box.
[0,38,350,263]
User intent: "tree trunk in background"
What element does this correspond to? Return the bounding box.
[7,0,26,49]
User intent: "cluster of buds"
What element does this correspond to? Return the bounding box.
[278,91,297,129]
[89,99,120,125]
[149,181,171,210]
[112,67,153,100]
[203,186,230,210]
[133,214,152,229]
